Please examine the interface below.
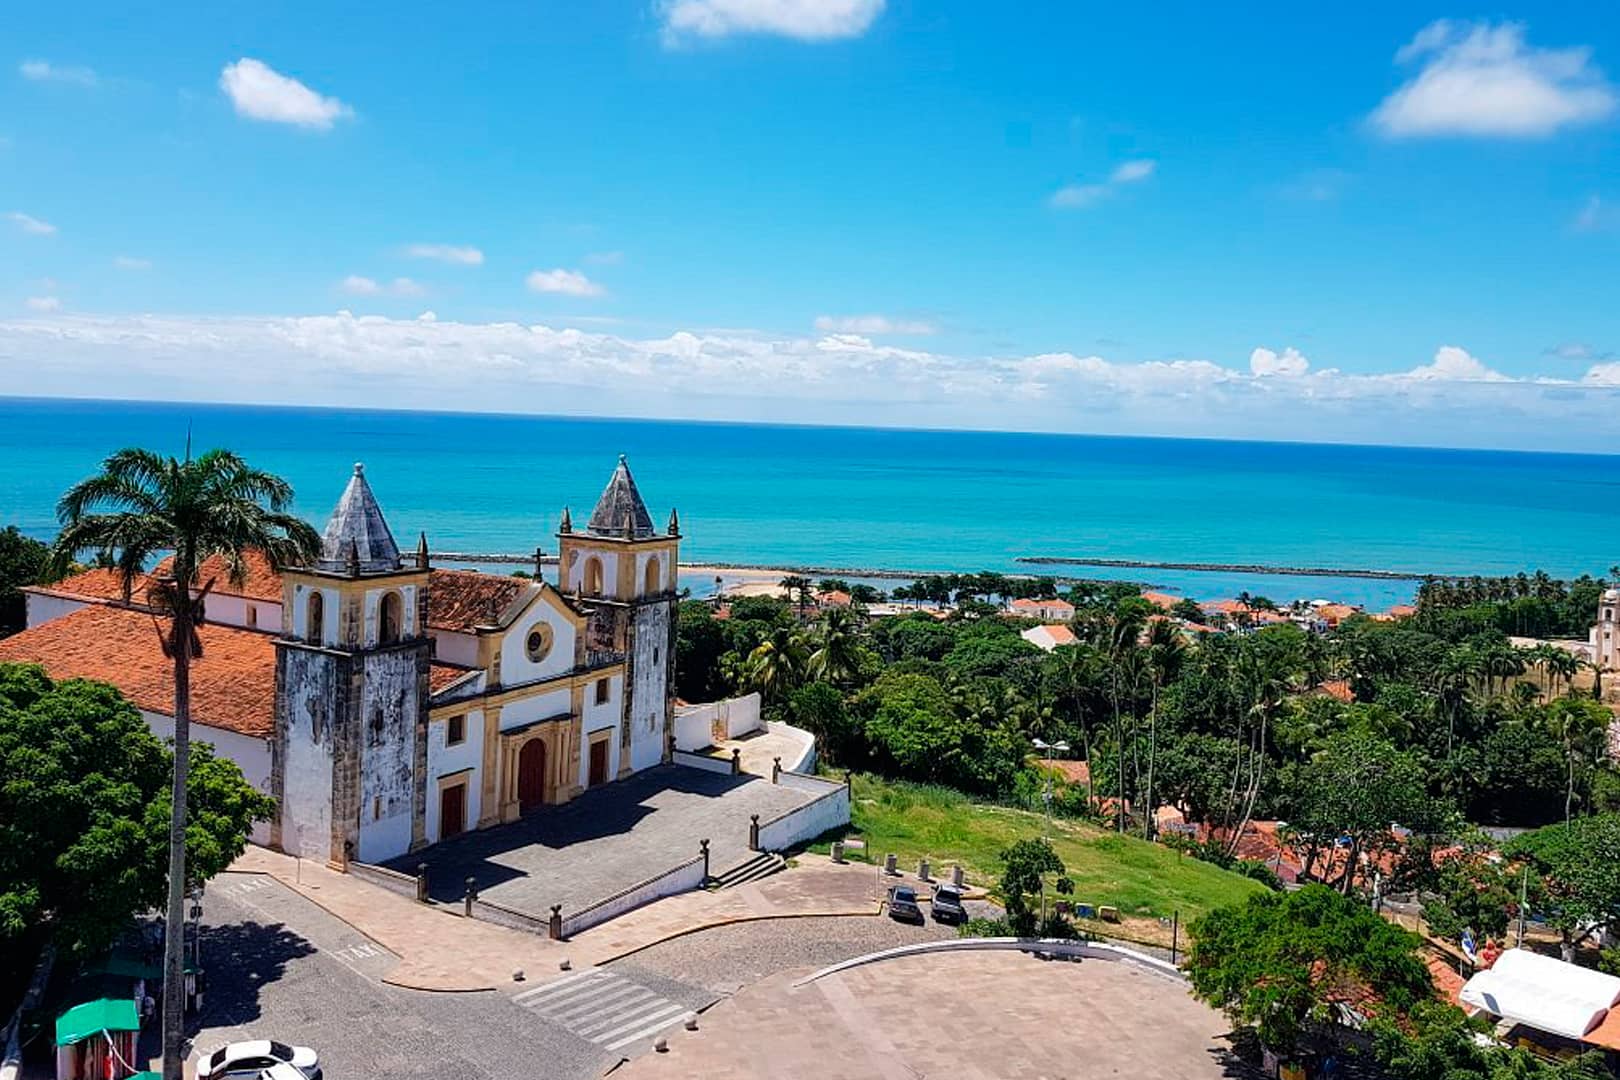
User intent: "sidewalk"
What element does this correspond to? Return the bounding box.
[227,848,882,993]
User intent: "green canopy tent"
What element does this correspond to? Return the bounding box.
[53,998,141,1080]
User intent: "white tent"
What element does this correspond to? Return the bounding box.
[1461,949,1620,1041]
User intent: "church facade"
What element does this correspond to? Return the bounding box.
[2,456,681,869]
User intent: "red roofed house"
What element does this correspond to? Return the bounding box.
[1008,597,1075,622]
[6,456,687,868]
[1020,623,1078,651]
[1141,591,1181,611]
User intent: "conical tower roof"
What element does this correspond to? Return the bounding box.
[586,455,655,539]
[317,463,402,573]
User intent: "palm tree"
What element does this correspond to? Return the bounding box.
[52,447,320,1080]
[1142,617,1186,839]
[807,607,864,687]
[747,624,807,703]
[1545,697,1610,827]
[779,574,813,617]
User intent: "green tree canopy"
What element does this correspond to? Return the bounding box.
[1187,884,1433,1057]
[1505,814,1620,961]
[0,525,51,636]
[0,663,274,967]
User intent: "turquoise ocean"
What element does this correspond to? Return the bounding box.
[3,396,1617,610]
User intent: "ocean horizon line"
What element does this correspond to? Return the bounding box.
[4,391,1616,462]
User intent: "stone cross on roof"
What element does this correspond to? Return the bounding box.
[316,462,403,574]
[586,455,655,540]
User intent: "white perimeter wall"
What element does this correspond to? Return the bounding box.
[757,783,851,853]
[673,708,712,752]
[143,710,274,846]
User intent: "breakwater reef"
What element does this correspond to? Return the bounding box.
[1016,556,1450,582]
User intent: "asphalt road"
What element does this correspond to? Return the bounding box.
[194,873,621,1080]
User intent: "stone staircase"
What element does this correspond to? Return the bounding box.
[712,851,787,889]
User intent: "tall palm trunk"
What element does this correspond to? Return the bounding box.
[161,574,194,1080]
[1143,680,1159,841]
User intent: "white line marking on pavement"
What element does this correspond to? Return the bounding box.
[511,969,599,1003]
[601,1005,690,1050]
[545,984,650,1024]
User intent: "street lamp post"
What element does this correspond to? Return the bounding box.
[1031,738,1072,842]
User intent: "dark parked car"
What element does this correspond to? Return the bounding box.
[931,883,968,924]
[887,884,923,923]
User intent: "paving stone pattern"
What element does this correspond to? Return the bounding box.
[395,765,814,917]
[511,967,716,1055]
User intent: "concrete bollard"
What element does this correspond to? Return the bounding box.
[731,747,742,776]
[831,840,845,864]
[513,969,525,982]
[919,859,931,882]
[550,904,564,941]
[772,756,782,783]
[463,877,478,918]
[951,864,964,887]
[884,852,898,876]
[748,814,760,852]
[684,1014,699,1031]
[654,1036,669,1053]
[416,862,429,904]
[700,838,711,883]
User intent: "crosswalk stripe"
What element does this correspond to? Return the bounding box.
[601,1005,690,1051]
[512,969,600,1003]
[572,994,666,1036]
[545,984,651,1024]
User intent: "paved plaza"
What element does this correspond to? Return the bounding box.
[617,948,1247,1080]
[391,765,816,917]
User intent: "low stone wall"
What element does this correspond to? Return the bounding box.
[471,896,554,936]
[765,720,816,773]
[775,769,841,797]
[672,748,734,774]
[757,777,851,853]
[559,854,707,939]
[350,860,420,901]
[672,707,713,752]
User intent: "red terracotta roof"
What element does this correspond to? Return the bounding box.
[430,662,477,693]
[29,566,150,603]
[427,568,531,632]
[1031,624,1077,645]
[1317,679,1355,703]
[1040,758,1090,784]
[154,549,285,602]
[816,590,852,607]
[0,603,276,737]
[1141,591,1181,611]
[1315,603,1360,624]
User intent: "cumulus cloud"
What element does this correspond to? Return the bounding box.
[526,268,605,297]
[339,275,424,297]
[1051,158,1157,209]
[113,255,152,271]
[19,59,98,86]
[1249,346,1310,377]
[24,296,61,312]
[1372,21,1616,137]
[8,211,57,236]
[219,58,353,130]
[813,314,936,335]
[661,0,884,42]
[4,312,1616,449]
[403,243,483,266]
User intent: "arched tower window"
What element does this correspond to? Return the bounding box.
[644,557,661,596]
[379,591,403,645]
[584,556,604,597]
[306,591,324,646]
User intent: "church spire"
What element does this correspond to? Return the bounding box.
[416,531,430,570]
[559,506,572,534]
[317,462,402,574]
[667,507,680,537]
[585,455,654,539]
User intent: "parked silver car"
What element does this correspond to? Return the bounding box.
[887,884,924,923]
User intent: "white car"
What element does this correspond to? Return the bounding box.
[196,1039,321,1079]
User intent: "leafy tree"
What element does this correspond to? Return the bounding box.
[1372,999,1610,1080]
[1505,814,1620,961]
[1187,884,1432,1057]
[0,664,273,971]
[1170,597,1206,624]
[0,525,51,636]
[786,682,861,766]
[1419,855,1514,944]
[998,837,1064,935]
[1543,697,1611,825]
[674,601,729,702]
[51,446,319,1080]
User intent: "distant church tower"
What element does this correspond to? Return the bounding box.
[557,456,680,775]
[271,464,431,869]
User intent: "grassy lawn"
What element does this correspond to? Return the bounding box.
[811,773,1266,925]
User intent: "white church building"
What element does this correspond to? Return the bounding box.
[0,456,681,868]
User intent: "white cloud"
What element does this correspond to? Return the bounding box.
[1372,21,1616,137]
[1051,158,1157,209]
[1401,344,1508,382]
[7,211,56,236]
[112,255,152,271]
[1249,346,1310,377]
[661,0,884,42]
[526,268,605,297]
[1110,159,1156,184]
[219,58,353,131]
[814,314,936,335]
[403,243,483,266]
[339,275,424,297]
[6,312,1616,450]
[19,59,98,86]
[24,296,61,312]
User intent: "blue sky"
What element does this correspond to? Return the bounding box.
[3,2,1620,449]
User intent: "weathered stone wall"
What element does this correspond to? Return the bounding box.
[277,645,339,860]
[357,647,420,863]
[627,600,673,772]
